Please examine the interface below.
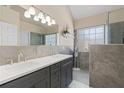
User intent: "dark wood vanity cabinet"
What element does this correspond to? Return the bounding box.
[0,57,73,88]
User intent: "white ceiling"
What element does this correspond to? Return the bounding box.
[69,5,124,20]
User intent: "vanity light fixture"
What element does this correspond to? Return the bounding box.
[33,15,39,21]
[41,18,46,24]
[38,12,44,19]
[28,6,35,15]
[24,5,56,26]
[24,10,31,18]
[46,15,51,22]
[51,19,56,25]
[48,21,52,26]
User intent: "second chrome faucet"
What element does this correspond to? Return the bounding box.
[17,51,25,62]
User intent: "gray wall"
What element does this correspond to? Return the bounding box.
[89,45,124,88]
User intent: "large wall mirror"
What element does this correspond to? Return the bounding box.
[0,5,58,46]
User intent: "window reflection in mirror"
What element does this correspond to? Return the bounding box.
[45,34,57,46]
[30,32,57,46]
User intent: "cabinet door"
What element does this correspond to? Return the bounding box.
[66,61,73,86]
[61,62,68,88]
[50,63,60,88]
[34,78,50,88]
[34,67,50,88]
[61,58,73,88]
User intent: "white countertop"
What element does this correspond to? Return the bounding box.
[0,54,72,85]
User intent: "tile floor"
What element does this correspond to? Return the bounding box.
[69,69,89,88]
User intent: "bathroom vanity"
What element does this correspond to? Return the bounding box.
[0,54,73,88]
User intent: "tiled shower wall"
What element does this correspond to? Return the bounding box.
[0,46,72,66]
[78,52,89,70]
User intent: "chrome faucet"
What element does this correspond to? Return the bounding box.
[18,51,25,62]
[7,59,14,65]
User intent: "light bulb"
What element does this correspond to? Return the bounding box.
[28,6,35,15]
[46,15,51,22]
[38,12,44,19]
[33,15,39,21]
[41,18,46,24]
[24,11,31,18]
[51,19,56,24]
[48,22,52,26]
